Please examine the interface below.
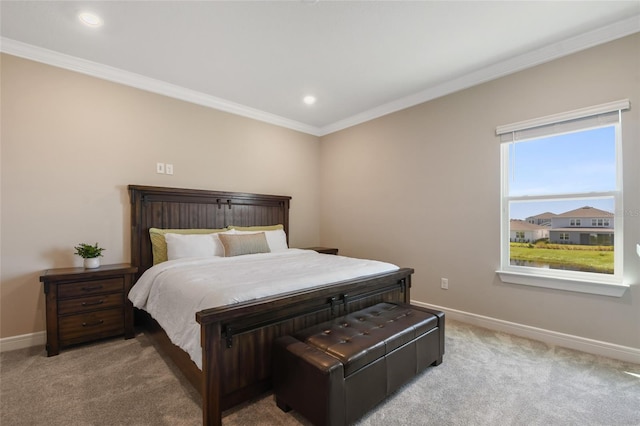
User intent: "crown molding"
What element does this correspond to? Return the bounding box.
[319,14,640,136]
[2,13,638,138]
[0,38,323,136]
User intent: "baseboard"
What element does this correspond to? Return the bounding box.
[3,307,639,365]
[412,300,640,365]
[0,331,46,353]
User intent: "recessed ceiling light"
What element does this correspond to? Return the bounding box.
[303,95,316,105]
[78,12,103,28]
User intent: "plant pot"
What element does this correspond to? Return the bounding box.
[84,258,100,269]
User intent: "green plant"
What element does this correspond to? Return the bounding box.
[74,243,105,259]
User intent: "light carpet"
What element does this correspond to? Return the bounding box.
[1,319,638,425]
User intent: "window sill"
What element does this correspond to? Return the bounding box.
[496,270,629,297]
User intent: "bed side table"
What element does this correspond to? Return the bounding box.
[302,247,339,255]
[39,263,138,356]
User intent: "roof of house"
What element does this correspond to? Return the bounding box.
[526,211,556,220]
[554,206,613,218]
[510,220,549,231]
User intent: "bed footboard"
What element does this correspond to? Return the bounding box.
[196,268,413,426]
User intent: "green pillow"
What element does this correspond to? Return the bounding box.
[228,224,284,232]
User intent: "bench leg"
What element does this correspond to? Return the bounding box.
[276,396,292,412]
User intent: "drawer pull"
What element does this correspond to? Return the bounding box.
[82,320,104,327]
[81,300,104,307]
[81,285,103,292]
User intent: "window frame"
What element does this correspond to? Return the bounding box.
[496,101,629,297]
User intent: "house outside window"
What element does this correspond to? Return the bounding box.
[497,100,629,297]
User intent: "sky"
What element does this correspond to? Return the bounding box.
[507,126,617,220]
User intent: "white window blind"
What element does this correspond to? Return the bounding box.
[496,99,630,143]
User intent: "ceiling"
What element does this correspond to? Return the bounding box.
[1,1,639,136]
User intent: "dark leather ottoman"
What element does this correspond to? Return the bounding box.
[273,303,445,426]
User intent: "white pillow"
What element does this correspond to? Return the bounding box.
[165,233,224,260]
[232,229,288,252]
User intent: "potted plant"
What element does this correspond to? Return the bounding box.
[74,243,105,269]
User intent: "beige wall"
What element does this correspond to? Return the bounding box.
[320,34,640,349]
[2,34,639,350]
[0,54,321,338]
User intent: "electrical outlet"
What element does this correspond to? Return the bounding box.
[441,278,449,290]
[156,162,165,174]
[165,163,174,175]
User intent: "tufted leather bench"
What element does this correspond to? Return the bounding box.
[273,303,445,426]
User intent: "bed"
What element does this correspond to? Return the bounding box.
[128,185,414,425]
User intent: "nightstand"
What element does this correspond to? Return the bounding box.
[39,263,138,356]
[302,247,339,255]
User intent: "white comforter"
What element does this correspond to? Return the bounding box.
[128,249,399,369]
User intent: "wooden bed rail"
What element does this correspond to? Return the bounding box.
[202,270,412,348]
[196,268,414,425]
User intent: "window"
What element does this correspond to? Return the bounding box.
[591,218,611,227]
[497,100,629,297]
[590,233,613,245]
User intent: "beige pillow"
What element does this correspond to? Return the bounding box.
[149,228,227,264]
[218,232,271,257]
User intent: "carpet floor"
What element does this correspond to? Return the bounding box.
[1,319,638,425]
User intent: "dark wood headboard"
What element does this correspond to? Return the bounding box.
[128,185,291,279]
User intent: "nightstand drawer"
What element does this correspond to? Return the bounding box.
[58,278,123,298]
[58,293,124,315]
[59,308,124,345]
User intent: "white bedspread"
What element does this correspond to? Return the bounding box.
[128,249,399,369]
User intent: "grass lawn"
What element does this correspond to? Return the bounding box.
[510,243,614,274]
